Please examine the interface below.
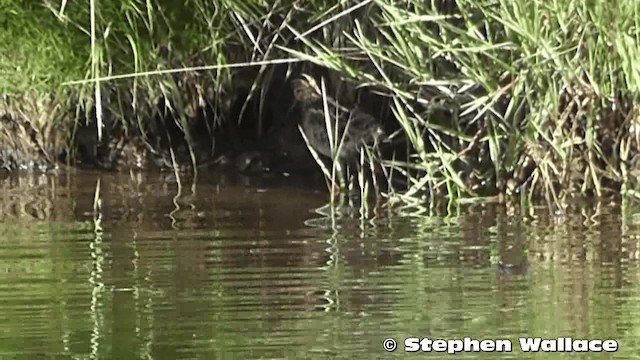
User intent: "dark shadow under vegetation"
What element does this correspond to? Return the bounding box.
[2,0,640,209]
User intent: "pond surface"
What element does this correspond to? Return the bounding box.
[0,170,638,359]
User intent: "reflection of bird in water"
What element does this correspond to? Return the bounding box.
[292,74,386,184]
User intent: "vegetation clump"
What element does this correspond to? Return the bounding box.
[2,0,640,207]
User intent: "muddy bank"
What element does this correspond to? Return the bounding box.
[1,64,405,183]
[2,62,640,201]
[68,66,327,176]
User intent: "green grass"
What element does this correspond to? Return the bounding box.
[284,0,640,206]
[0,1,85,94]
[2,0,640,207]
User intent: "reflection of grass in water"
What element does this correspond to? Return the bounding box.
[1,194,640,356]
[0,218,97,356]
[0,218,97,295]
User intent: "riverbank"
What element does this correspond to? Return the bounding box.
[2,0,640,206]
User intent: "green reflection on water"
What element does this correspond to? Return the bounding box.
[0,172,637,359]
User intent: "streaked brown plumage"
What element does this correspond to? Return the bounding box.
[291,74,385,165]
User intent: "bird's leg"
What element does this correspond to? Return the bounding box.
[327,161,349,203]
[364,147,383,196]
[342,161,364,197]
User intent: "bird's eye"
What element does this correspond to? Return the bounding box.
[292,80,307,100]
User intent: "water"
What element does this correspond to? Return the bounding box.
[0,170,638,359]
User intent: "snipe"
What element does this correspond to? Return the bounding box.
[292,74,385,183]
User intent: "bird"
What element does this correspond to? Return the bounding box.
[291,74,386,185]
